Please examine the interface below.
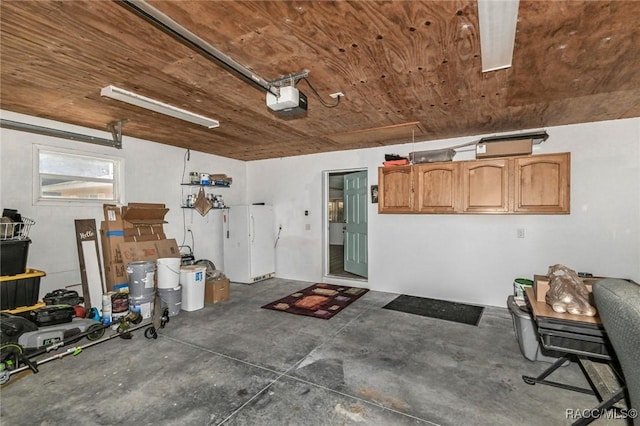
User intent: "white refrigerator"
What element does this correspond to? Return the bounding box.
[222,205,276,284]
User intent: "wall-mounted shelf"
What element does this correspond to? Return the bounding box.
[181,181,229,212]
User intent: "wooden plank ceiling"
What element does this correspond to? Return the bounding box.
[1,1,639,161]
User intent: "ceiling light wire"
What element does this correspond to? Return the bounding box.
[412,129,416,152]
[300,78,341,108]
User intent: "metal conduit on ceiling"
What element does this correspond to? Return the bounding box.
[0,119,126,149]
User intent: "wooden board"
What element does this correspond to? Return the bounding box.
[525,287,600,325]
[74,219,105,310]
[1,1,639,161]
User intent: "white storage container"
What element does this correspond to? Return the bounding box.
[180,265,206,311]
[157,257,181,289]
[507,295,561,363]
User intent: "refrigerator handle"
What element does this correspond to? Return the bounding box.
[251,214,255,244]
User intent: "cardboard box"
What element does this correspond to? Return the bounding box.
[100,223,124,263]
[101,237,180,291]
[476,138,532,159]
[104,261,127,290]
[122,203,169,226]
[100,222,127,289]
[103,204,123,232]
[100,203,177,291]
[205,278,230,304]
[121,203,169,242]
[119,239,180,263]
[123,225,165,242]
[534,274,597,303]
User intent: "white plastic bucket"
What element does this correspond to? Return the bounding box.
[157,258,181,289]
[158,285,182,316]
[513,278,534,300]
[180,265,206,311]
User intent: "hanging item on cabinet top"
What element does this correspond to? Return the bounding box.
[409,148,456,164]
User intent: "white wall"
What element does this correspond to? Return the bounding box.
[329,223,344,245]
[3,111,638,307]
[248,118,640,307]
[328,186,344,245]
[0,111,246,297]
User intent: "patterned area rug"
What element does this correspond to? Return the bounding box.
[261,283,369,320]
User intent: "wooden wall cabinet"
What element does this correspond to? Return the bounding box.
[462,159,510,213]
[514,153,570,213]
[378,165,413,213]
[415,162,460,213]
[378,152,570,214]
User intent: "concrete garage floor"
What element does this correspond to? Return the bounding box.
[0,278,628,425]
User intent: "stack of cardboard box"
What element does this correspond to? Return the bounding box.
[100,203,180,291]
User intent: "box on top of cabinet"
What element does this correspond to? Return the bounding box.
[476,138,532,159]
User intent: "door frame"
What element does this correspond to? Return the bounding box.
[322,168,368,284]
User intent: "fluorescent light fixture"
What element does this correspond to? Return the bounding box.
[100,85,219,128]
[478,0,520,72]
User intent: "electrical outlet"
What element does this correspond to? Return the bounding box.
[517,228,525,239]
[329,92,344,99]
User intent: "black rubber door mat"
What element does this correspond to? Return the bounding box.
[383,295,484,326]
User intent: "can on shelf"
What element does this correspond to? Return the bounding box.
[189,172,200,184]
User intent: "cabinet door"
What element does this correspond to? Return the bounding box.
[514,153,570,213]
[378,166,413,213]
[415,163,460,213]
[462,159,509,213]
